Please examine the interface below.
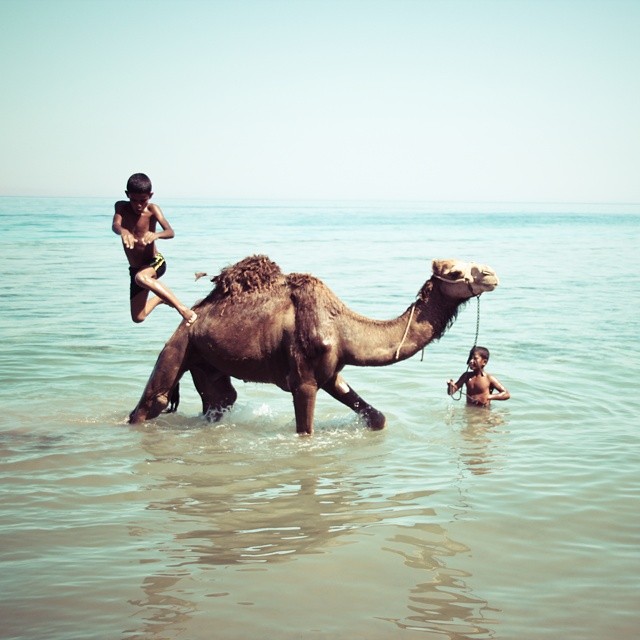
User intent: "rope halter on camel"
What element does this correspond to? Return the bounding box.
[394,274,482,361]
[395,302,417,361]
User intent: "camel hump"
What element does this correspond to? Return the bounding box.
[288,272,344,358]
[210,255,286,299]
[288,271,345,317]
[287,272,323,290]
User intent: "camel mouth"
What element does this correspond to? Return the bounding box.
[472,266,499,290]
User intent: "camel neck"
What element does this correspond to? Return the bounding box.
[340,281,462,366]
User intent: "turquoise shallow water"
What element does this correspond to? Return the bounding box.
[0,197,639,639]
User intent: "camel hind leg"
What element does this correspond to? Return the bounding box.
[189,364,238,421]
[321,374,386,430]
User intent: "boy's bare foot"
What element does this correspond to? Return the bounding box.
[184,311,198,327]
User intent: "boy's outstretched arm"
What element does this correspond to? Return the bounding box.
[112,211,135,249]
[151,206,175,238]
[139,205,175,246]
[447,373,467,395]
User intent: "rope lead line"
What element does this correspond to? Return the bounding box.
[396,292,482,363]
[473,295,481,347]
[451,294,482,402]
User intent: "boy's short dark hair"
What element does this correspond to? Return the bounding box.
[126,173,152,194]
[468,345,490,364]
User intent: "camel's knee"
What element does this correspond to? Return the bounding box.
[334,375,350,394]
[295,381,318,396]
[132,394,169,422]
[147,393,169,418]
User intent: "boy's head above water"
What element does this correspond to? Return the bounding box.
[126,173,153,195]
[125,173,153,212]
[467,346,490,368]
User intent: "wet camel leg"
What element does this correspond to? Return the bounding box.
[292,382,318,436]
[322,374,386,430]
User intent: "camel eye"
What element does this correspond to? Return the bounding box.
[448,270,464,280]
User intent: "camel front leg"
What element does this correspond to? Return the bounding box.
[129,354,186,423]
[129,327,190,424]
[322,374,386,430]
[291,382,318,435]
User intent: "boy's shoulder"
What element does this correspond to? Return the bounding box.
[114,200,131,214]
[114,201,161,216]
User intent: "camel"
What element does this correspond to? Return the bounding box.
[128,255,499,434]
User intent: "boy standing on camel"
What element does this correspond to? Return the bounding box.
[112,173,197,325]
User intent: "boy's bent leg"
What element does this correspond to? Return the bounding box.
[130,290,165,323]
[134,268,197,324]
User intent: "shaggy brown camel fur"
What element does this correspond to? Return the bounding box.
[128,255,499,433]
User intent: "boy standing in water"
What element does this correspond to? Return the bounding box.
[112,173,197,325]
[447,346,510,407]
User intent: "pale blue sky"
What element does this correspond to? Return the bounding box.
[1,0,638,201]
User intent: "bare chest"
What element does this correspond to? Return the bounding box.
[124,213,156,237]
[466,375,491,395]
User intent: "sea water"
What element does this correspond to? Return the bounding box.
[0,197,638,639]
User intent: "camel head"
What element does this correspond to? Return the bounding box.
[431,259,499,299]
